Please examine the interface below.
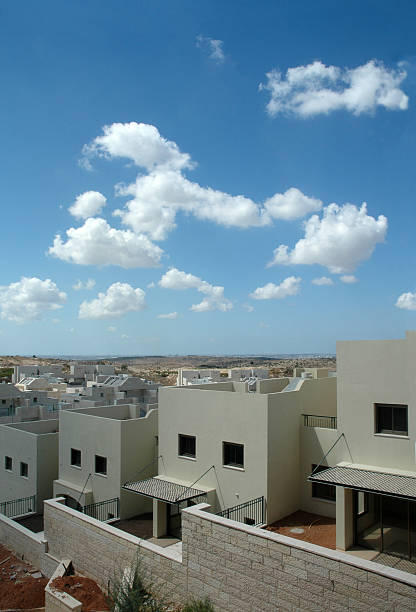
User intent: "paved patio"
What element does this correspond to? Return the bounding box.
[111,513,180,548]
[265,510,336,549]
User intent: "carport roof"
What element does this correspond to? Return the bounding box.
[308,465,416,500]
[122,477,207,504]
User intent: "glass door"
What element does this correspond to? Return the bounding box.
[381,496,409,558]
[355,492,381,551]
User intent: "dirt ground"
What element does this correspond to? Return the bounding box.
[0,543,48,609]
[265,510,336,549]
[51,575,109,611]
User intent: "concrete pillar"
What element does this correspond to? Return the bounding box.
[336,487,354,550]
[153,499,167,538]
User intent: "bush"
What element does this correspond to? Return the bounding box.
[182,597,214,612]
[107,559,164,612]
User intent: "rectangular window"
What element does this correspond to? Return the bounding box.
[311,465,336,501]
[375,403,408,436]
[5,456,12,471]
[20,462,28,478]
[1,399,5,405]
[178,434,196,458]
[223,442,244,469]
[95,455,107,475]
[70,448,81,467]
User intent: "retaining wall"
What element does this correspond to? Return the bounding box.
[0,512,58,577]
[4,498,416,610]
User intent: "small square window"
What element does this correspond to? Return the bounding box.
[375,403,408,436]
[95,455,107,475]
[1,399,6,405]
[178,434,196,458]
[20,462,28,477]
[223,442,244,468]
[5,456,12,471]
[71,448,81,467]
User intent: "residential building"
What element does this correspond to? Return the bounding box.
[0,419,59,514]
[123,371,336,539]
[13,364,64,384]
[67,363,115,384]
[307,330,416,562]
[53,404,158,519]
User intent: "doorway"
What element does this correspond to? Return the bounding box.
[354,492,416,560]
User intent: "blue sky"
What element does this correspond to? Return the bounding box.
[1,0,416,356]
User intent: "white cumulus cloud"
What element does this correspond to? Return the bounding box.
[49,218,163,268]
[73,278,96,291]
[264,187,322,220]
[250,277,301,300]
[159,268,232,312]
[261,60,409,117]
[81,122,193,172]
[79,282,146,319]
[157,312,178,319]
[396,292,416,311]
[268,203,387,274]
[340,275,358,284]
[0,277,67,323]
[196,36,225,63]
[312,276,334,286]
[107,326,117,332]
[68,191,107,219]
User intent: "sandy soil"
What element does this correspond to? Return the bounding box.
[51,575,109,611]
[265,510,336,550]
[0,543,48,609]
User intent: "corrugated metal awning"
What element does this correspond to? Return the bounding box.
[122,477,207,504]
[308,466,416,500]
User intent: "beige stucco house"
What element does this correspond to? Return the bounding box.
[53,404,158,520]
[123,370,337,539]
[0,419,59,514]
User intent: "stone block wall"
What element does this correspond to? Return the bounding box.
[43,498,186,604]
[182,505,416,611]
[3,498,416,610]
[0,512,58,577]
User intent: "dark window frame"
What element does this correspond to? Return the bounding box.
[5,456,12,471]
[311,464,336,502]
[375,403,408,436]
[178,434,196,458]
[95,455,107,476]
[20,461,28,478]
[223,442,244,469]
[70,448,81,468]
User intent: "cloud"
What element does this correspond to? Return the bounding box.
[396,292,416,310]
[75,122,324,243]
[73,278,96,291]
[157,312,178,319]
[259,321,271,329]
[114,169,269,240]
[196,36,225,63]
[49,218,163,268]
[147,281,156,289]
[68,191,107,219]
[264,187,322,220]
[340,275,358,284]
[268,203,387,274]
[312,276,334,286]
[121,334,129,339]
[159,267,232,312]
[107,326,117,332]
[0,277,67,323]
[79,282,146,319]
[250,276,301,300]
[52,318,61,324]
[261,60,409,117]
[242,303,254,312]
[114,169,321,241]
[81,122,193,172]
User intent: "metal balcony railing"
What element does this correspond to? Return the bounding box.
[217,496,265,527]
[303,414,337,429]
[0,494,36,518]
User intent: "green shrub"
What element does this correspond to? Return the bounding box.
[182,597,215,612]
